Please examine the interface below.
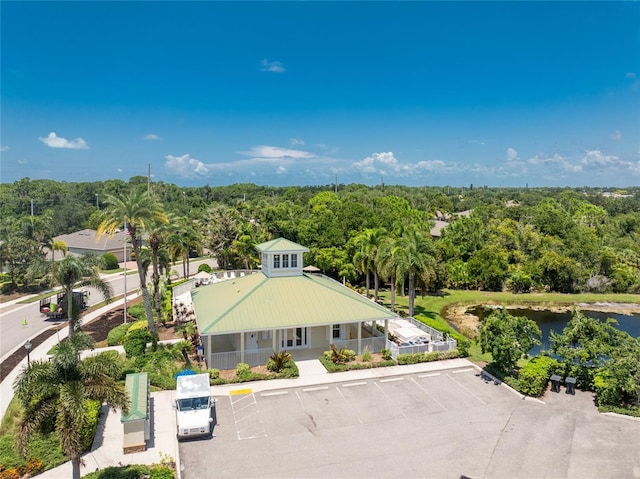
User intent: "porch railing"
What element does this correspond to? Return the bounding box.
[208,348,274,370]
[332,336,387,354]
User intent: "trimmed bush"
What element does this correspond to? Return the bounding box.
[381,348,393,360]
[126,320,149,334]
[235,363,251,380]
[101,253,119,270]
[107,323,133,346]
[123,328,152,358]
[517,356,559,397]
[197,263,212,273]
[79,400,102,450]
[208,369,220,380]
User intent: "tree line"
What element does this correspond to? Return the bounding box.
[2,178,640,305]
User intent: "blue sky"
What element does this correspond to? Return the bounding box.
[2,1,639,188]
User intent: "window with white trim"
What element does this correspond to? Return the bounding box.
[283,254,289,268]
[291,254,298,268]
[332,324,341,339]
[273,254,280,268]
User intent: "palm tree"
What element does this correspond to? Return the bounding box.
[350,228,386,299]
[97,190,168,334]
[167,218,203,278]
[377,235,401,312]
[147,217,174,323]
[50,239,68,261]
[29,255,113,337]
[393,227,436,317]
[14,333,128,479]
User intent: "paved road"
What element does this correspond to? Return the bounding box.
[0,258,215,360]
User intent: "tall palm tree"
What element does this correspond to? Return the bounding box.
[393,227,436,317]
[377,235,401,312]
[147,217,174,323]
[364,228,386,301]
[350,228,386,299]
[14,333,128,479]
[97,190,168,334]
[167,218,203,278]
[29,255,113,337]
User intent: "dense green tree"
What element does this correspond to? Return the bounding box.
[97,190,168,334]
[167,218,203,278]
[14,333,128,479]
[479,308,541,372]
[2,236,45,287]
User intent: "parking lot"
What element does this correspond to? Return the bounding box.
[180,366,640,479]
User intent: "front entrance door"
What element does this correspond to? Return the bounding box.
[280,327,309,349]
[247,332,258,350]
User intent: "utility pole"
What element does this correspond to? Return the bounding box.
[30,199,34,216]
[95,194,99,210]
[335,175,338,194]
[148,163,151,194]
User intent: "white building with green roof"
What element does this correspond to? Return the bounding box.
[191,238,399,369]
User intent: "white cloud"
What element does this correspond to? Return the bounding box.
[353,152,401,174]
[608,130,622,141]
[240,145,313,159]
[276,166,287,174]
[625,72,637,79]
[18,159,27,165]
[38,132,89,149]
[117,168,123,173]
[528,153,581,173]
[260,59,285,73]
[289,138,305,146]
[415,159,451,172]
[165,154,209,178]
[0,145,9,152]
[143,133,161,141]
[506,147,518,161]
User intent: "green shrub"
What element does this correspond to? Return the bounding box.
[123,328,152,358]
[107,323,133,346]
[126,320,149,335]
[277,361,299,379]
[150,465,176,479]
[324,344,356,364]
[197,263,212,273]
[79,400,102,450]
[517,356,558,397]
[319,355,396,373]
[235,363,251,379]
[101,253,119,270]
[208,369,220,380]
[126,304,147,322]
[266,351,292,372]
[381,348,393,360]
[360,346,372,362]
[397,353,424,365]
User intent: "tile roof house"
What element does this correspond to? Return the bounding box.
[190,238,399,369]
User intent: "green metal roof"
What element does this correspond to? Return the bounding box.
[256,238,309,253]
[121,372,148,423]
[192,273,398,335]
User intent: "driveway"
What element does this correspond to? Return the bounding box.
[179,366,640,479]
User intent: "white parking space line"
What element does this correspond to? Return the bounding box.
[446,373,486,405]
[228,392,266,440]
[302,386,328,392]
[418,372,441,378]
[342,381,367,387]
[380,377,404,383]
[261,391,288,397]
[411,376,447,411]
[452,368,475,374]
[336,386,363,425]
[374,381,407,418]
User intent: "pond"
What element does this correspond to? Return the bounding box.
[471,306,640,356]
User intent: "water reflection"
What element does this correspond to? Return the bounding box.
[472,307,640,356]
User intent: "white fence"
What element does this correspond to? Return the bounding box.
[208,348,274,370]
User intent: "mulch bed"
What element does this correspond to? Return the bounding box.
[0,301,179,381]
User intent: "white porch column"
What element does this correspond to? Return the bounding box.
[240,332,245,364]
[272,331,277,352]
[357,321,362,354]
[384,319,389,344]
[206,335,212,369]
